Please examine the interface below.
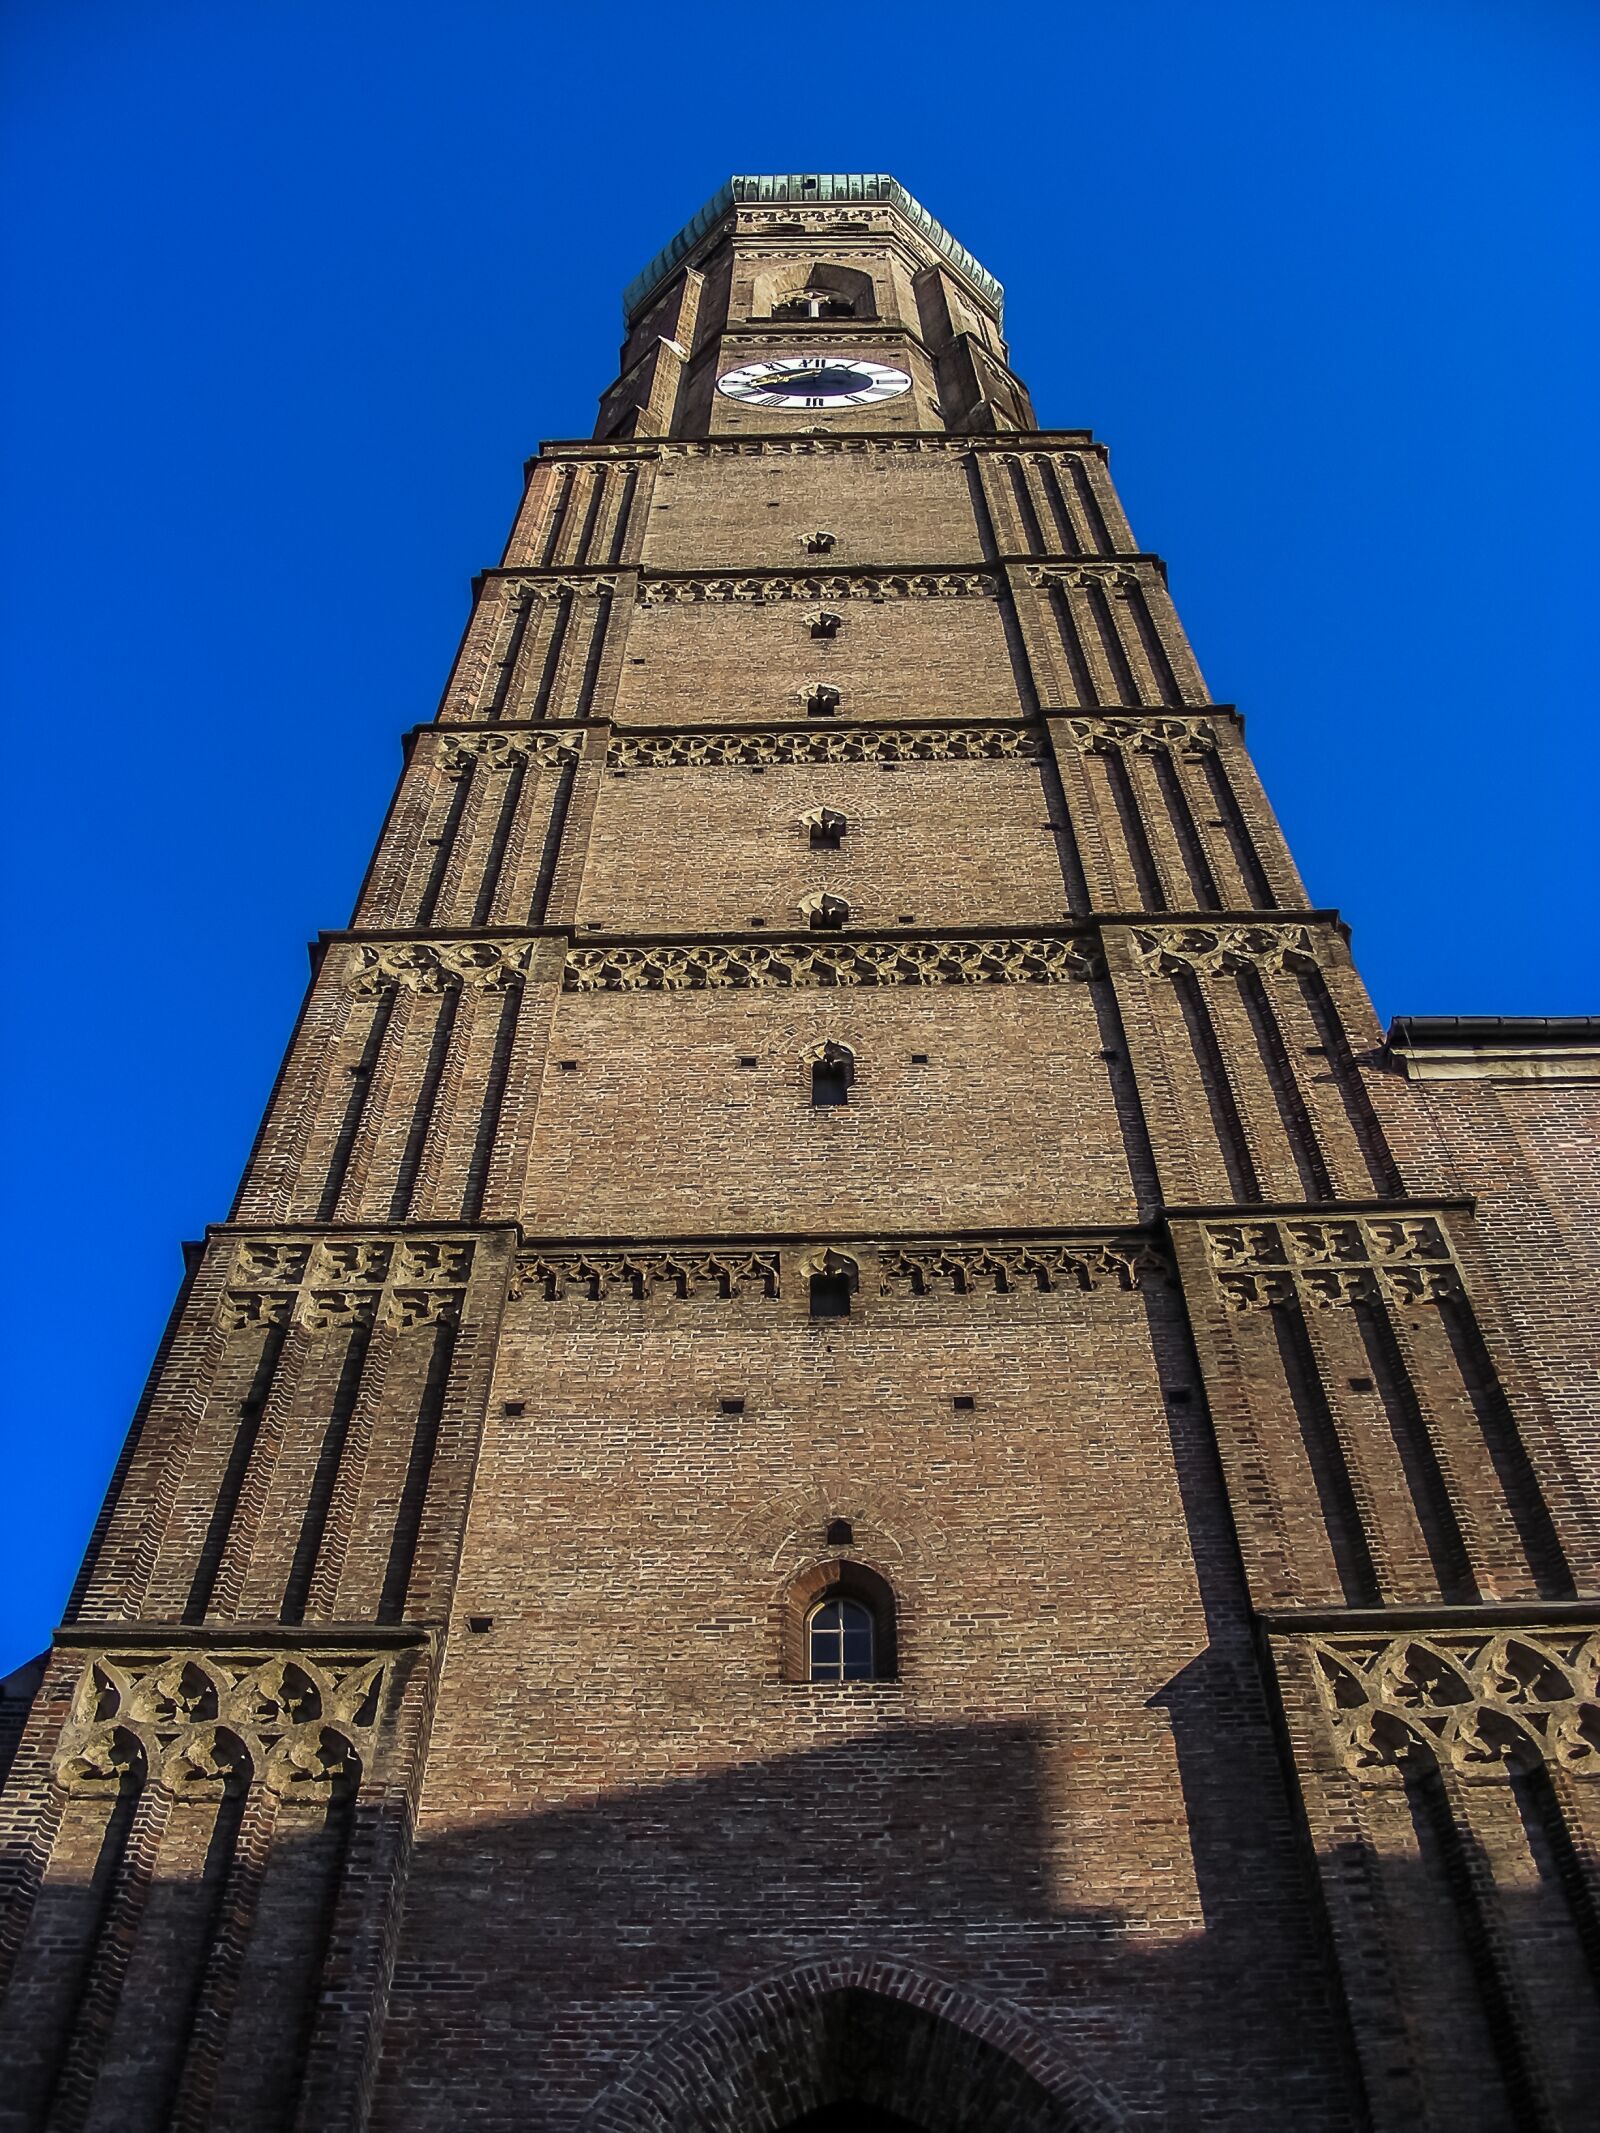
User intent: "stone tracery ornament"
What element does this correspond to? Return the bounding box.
[634,570,995,606]
[512,1249,782,1303]
[54,1648,387,1798]
[608,725,1039,769]
[1026,563,1146,597]
[220,1230,475,1335]
[1131,924,1320,978]
[562,933,1100,993]
[879,1237,1171,1297]
[1059,715,1216,757]
[502,575,618,605]
[1201,1214,1460,1311]
[346,940,532,995]
[1310,1630,1600,1783]
[437,732,582,775]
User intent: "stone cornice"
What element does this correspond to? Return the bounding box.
[318,912,1347,955]
[525,429,1104,472]
[411,707,1243,747]
[473,555,1161,593]
[510,1228,1173,1305]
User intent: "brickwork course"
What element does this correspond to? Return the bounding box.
[1,171,1597,2132]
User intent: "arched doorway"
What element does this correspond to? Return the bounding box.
[578,1960,1124,2133]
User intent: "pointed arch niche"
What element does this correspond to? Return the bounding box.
[576,1959,1124,2132]
[753,262,879,321]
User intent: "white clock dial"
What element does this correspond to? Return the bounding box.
[716,356,913,410]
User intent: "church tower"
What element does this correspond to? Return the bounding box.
[2,173,1597,2133]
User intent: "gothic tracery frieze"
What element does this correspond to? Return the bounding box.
[635,569,995,606]
[437,732,583,774]
[1058,714,1216,756]
[878,1237,1171,1297]
[221,1234,474,1336]
[1308,1629,1600,1783]
[1130,923,1321,978]
[1201,1214,1461,1310]
[608,724,1039,769]
[562,933,1100,993]
[345,940,533,995]
[53,1646,390,1799]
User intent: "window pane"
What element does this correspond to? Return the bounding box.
[808,1597,875,1682]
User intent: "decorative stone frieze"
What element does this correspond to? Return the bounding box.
[221,1235,474,1337]
[1057,715,1215,757]
[879,1237,1170,1297]
[53,1646,388,1798]
[437,733,583,775]
[511,1249,782,1302]
[1309,1629,1600,1783]
[608,724,1039,769]
[563,933,1099,993]
[503,576,619,605]
[1201,1214,1460,1311]
[636,569,994,606]
[1025,563,1144,597]
[346,941,533,995]
[1130,924,1320,978]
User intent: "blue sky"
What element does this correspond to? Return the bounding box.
[2,0,1596,1666]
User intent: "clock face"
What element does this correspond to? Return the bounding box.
[716,356,913,410]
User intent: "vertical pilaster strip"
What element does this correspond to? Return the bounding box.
[1123,748,1198,907]
[1043,721,1118,908]
[42,1781,171,2133]
[540,728,608,928]
[1079,450,1138,551]
[352,745,436,930]
[291,1648,435,2133]
[200,1323,314,1623]
[1138,571,1211,704]
[169,1784,279,2133]
[75,1255,231,1623]
[1206,732,1305,907]
[1005,567,1077,705]
[331,992,422,1225]
[1290,1302,1431,1603]
[438,578,516,724]
[234,979,358,1225]
[1194,974,1296,1199]
[478,940,567,1221]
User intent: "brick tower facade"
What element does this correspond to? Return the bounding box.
[2,173,1597,2133]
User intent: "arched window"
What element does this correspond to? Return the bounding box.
[798,890,849,931]
[801,806,847,849]
[802,1247,859,1318]
[779,1558,898,1682]
[807,1597,875,1680]
[808,1041,854,1106]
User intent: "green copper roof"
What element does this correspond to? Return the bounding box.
[622,174,1004,324]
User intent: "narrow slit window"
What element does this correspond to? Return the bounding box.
[812,1058,850,1106]
[809,1271,851,1318]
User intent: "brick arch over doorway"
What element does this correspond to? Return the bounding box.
[575,1957,1126,2133]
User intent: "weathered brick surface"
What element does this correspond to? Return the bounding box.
[1,174,1594,2133]
[611,581,1024,725]
[578,757,1065,933]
